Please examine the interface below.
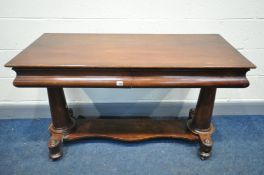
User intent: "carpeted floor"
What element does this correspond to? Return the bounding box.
[0,115,264,175]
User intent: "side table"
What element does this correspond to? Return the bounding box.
[5,34,255,160]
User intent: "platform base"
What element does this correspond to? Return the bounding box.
[48,117,202,160]
[64,117,199,141]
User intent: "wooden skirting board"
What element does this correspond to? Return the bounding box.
[0,101,263,119]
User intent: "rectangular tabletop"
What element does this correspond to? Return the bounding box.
[5,34,255,88]
[5,34,255,69]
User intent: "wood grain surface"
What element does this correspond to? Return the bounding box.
[64,118,199,142]
[5,34,255,69]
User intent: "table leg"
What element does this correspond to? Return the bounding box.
[187,87,216,160]
[47,87,75,160]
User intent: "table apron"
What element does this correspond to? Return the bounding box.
[13,69,249,88]
[14,75,249,88]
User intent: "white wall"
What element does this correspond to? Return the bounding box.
[0,0,264,118]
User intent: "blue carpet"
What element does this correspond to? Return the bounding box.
[0,116,264,175]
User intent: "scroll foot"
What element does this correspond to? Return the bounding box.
[199,133,213,160]
[48,133,63,160]
[187,116,214,160]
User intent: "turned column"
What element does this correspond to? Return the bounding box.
[188,87,216,160]
[47,87,74,132]
[190,87,216,131]
[47,87,75,159]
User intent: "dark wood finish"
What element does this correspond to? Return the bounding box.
[64,118,199,142]
[187,108,215,160]
[199,132,214,160]
[5,34,255,88]
[186,88,216,159]
[47,88,75,132]
[189,88,217,131]
[12,68,249,88]
[5,34,255,69]
[48,131,63,160]
[5,34,256,160]
[47,88,75,159]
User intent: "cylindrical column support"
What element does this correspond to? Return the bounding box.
[190,87,216,131]
[47,87,74,132]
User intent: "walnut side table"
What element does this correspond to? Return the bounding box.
[5,34,255,160]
